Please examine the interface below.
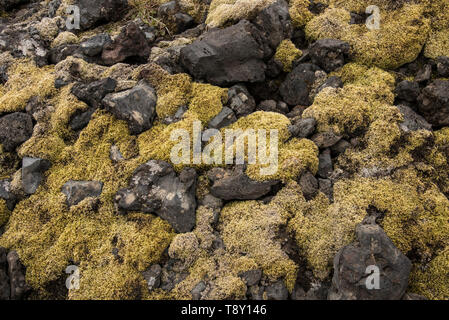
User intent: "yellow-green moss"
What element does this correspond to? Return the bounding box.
[0,59,56,113]
[51,31,79,48]
[424,29,449,59]
[247,138,319,182]
[185,83,228,124]
[304,3,430,69]
[274,39,302,72]
[0,109,174,298]
[410,246,449,300]
[206,0,276,27]
[303,63,395,136]
[0,199,10,228]
[289,0,315,28]
[35,17,61,42]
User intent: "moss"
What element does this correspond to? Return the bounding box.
[206,0,276,27]
[247,138,319,182]
[424,29,449,59]
[274,39,303,73]
[51,32,79,48]
[304,3,431,69]
[0,59,57,113]
[289,0,314,27]
[185,83,228,124]
[35,17,61,42]
[410,246,449,300]
[55,57,108,82]
[0,199,10,228]
[303,63,395,136]
[0,109,174,298]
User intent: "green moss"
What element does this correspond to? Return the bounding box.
[185,83,228,124]
[0,59,57,113]
[206,0,276,27]
[289,0,315,28]
[0,199,10,228]
[410,246,449,300]
[51,32,79,48]
[0,110,174,298]
[274,39,303,73]
[304,3,431,69]
[303,63,395,136]
[137,64,193,119]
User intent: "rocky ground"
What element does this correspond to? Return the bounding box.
[0,0,448,300]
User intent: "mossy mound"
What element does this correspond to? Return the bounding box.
[0,109,175,298]
[0,59,56,113]
[274,39,303,72]
[206,0,276,27]
[0,199,10,228]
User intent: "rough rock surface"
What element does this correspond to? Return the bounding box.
[61,180,104,207]
[280,63,322,106]
[0,113,33,152]
[22,157,51,195]
[101,22,150,66]
[207,166,278,201]
[329,219,412,300]
[418,80,449,127]
[75,0,129,31]
[115,160,197,233]
[102,81,157,135]
[180,20,267,86]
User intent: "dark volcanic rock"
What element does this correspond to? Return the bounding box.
[48,44,82,65]
[80,33,112,57]
[102,81,157,135]
[309,39,350,73]
[180,20,267,86]
[7,250,30,300]
[265,280,289,300]
[318,149,332,179]
[61,180,104,207]
[299,171,318,200]
[0,247,9,300]
[417,80,449,127]
[22,157,51,195]
[0,112,33,152]
[397,104,432,132]
[436,56,449,78]
[115,161,197,233]
[317,76,343,93]
[395,80,420,103]
[0,0,30,11]
[101,22,150,66]
[280,63,322,106]
[227,85,257,118]
[289,118,316,138]
[75,0,129,31]
[207,166,278,201]
[251,0,292,56]
[329,220,412,300]
[208,107,237,129]
[311,131,342,148]
[72,78,117,108]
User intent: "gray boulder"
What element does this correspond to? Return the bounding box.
[418,80,449,127]
[22,157,51,195]
[289,118,316,138]
[115,160,198,233]
[397,104,432,132]
[329,220,412,300]
[207,166,278,201]
[265,280,289,300]
[61,180,104,207]
[437,56,449,78]
[75,0,129,31]
[80,33,111,57]
[226,85,256,118]
[7,250,30,300]
[180,20,267,86]
[103,81,157,135]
